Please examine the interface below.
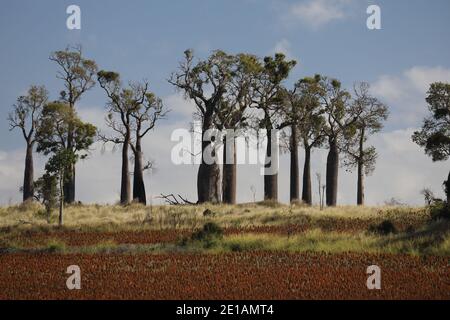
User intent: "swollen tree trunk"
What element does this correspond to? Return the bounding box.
[23,142,34,202]
[302,146,312,205]
[264,128,278,201]
[290,126,299,203]
[222,136,236,204]
[133,137,146,205]
[120,130,131,205]
[63,165,76,204]
[446,170,450,205]
[326,139,339,206]
[197,112,221,203]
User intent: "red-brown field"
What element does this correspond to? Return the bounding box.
[0,204,447,300]
[1,214,428,248]
[0,252,448,300]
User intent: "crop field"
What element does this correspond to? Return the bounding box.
[0,202,449,300]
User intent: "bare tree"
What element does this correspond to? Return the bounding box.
[343,82,389,206]
[169,49,235,203]
[8,85,48,202]
[50,45,98,203]
[251,53,297,201]
[98,72,166,205]
[283,76,325,205]
[316,76,352,207]
[97,71,140,205]
[280,90,301,203]
[215,53,258,204]
[129,89,167,204]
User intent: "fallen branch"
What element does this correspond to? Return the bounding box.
[159,193,196,205]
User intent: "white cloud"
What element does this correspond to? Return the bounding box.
[405,66,450,93]
[285,0,353,29]
[371,66,450,129]
[270,39,298,62]
[78,106,108,131]
[366,128,449,205]
[163,93,197,119]
[371,75,407,102]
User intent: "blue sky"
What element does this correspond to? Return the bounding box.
[0,0,449,205]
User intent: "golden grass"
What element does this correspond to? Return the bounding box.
[1,201,447,256]
[4,222,447,256]
[216,225,450,256]
[0,201,427,231]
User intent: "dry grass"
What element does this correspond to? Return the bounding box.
[0,201,428,231]
[1,201,447,256]
[3,222,448,256]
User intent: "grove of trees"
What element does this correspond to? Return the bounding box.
[9,46,165,224]
[13,45,450,225]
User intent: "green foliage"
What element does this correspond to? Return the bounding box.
[97,70,120,83]
[412,82,450,162]
[287,76,326,149]
[429,201,450,221]
[45,239,67,253]
[343,82,389,175]
[170,49,237,113]
[8,85,48,141]
[45,149,78,177]
[202,209,215,217]
[315,75,352,142]
[36,102,96,157]
[50,46,98,105]
[262,53,297,84]
[34,174,59,222]
[253,53,297,130]
[368,220,397,235]
[34,100,96,225]
[191,222,224,248]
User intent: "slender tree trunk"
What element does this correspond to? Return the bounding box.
[290,126,299,203]
[222,135,236,204]
[357,160,364,206]
[264,128,278,201]
[120,130,131,205]
[23,142,34,202]
[197,112,221,203]
[133,137,146,205]
[59,172,64,227]
[357,131,365,206]
[302,146,312,205]
[326,139,339,206]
